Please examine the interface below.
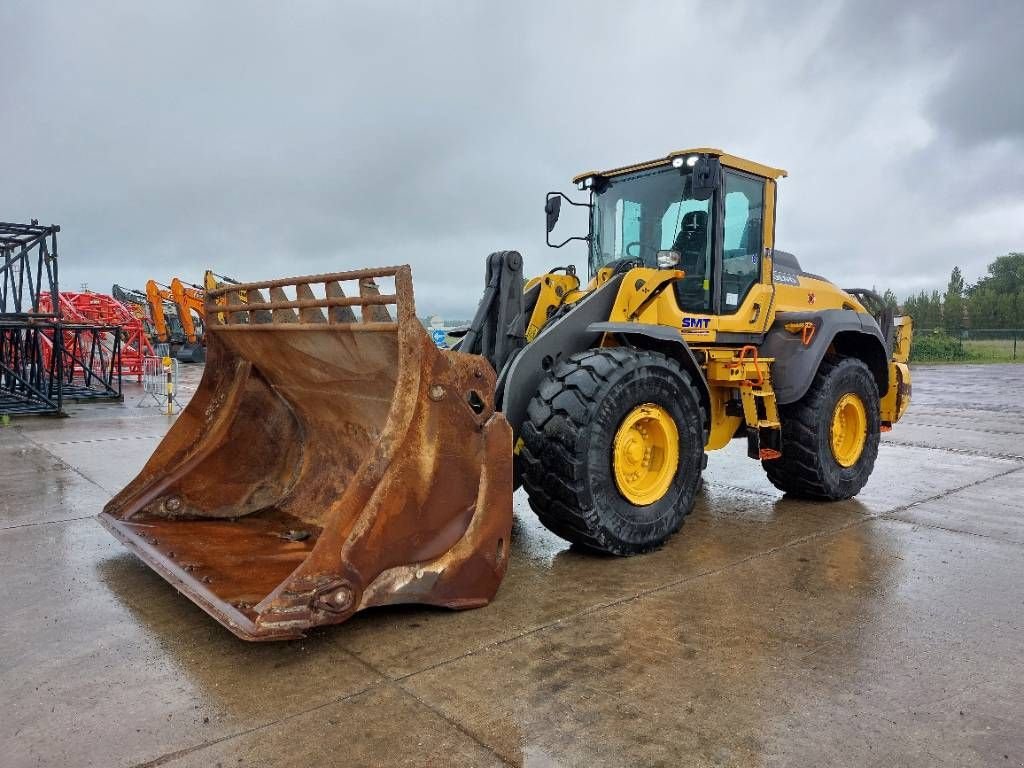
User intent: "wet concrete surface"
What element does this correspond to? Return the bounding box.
[1,363,1023,767]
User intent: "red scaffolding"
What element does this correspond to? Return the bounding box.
[36,291,154,382]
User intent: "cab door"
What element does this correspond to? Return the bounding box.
[713,168,773,335]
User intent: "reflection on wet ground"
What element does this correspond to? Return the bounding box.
[2,364,1023,767]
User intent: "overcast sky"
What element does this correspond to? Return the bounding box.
[3,0,1022,318]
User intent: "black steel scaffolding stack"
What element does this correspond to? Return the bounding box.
[1,221,122,415]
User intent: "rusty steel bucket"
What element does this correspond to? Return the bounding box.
[99,266,512,640]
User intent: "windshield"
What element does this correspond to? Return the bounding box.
[589,166,713,312]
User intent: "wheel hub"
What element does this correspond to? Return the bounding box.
[830,392,867,467]
[612,403,679,506]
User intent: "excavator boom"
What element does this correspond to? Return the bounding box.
[145,280,173,344]
[169,278,207,362]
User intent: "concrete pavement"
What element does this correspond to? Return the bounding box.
[2,364,1022,767]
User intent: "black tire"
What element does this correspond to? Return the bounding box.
[520,347,706,556]
[763,357,880,500]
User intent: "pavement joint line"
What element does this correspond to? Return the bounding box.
[12,428,115,494]
[0,513,93,532]
[876,463,1024,546]
[702,480,776,498]
[329,618,518,764]
[902,403,1024,416]
[132,627,506,767]
[879,463,1024,519]
[26,434,165,446]
[126,679,388,768]
[880,514,1024,547]
[899,419,1024,437]
[882,438,1023,462]
[389,682,517,767]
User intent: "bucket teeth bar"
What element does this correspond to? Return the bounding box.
[99,265,513,641]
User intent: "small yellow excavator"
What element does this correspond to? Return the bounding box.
[100,148,912,640]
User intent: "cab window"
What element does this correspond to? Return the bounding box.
[612,199,642,258]
[588,166,712,313]
[720,170,764,313]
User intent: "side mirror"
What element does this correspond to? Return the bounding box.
[690,156,722,201]
[544,192,592,249]
[545,194,562,233]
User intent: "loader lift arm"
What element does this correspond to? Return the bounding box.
[457,251,527,376]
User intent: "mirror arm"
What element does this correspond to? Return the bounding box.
[547,234,591,249]
[545,191,593,249]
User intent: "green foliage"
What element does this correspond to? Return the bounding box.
[881,253,1024,363]
[910,329,965,362]
[903,290,942,327]
[972,252,1024,296]
[962,252,1024,329]
[943,266,965,333]
[890,252,1024,334]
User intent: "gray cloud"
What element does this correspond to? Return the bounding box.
[2,0,1022,317]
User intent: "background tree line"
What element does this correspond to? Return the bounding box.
[887,252,1024,331]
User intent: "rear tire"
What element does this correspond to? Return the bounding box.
[763,357,880,499]
[520,348,706,555]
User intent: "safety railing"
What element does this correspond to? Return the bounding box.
[139,356,181,413]
[203,266,414,331]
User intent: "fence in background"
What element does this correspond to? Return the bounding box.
[914,328,1023,361]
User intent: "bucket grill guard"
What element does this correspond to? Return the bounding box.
[99,265,512,640]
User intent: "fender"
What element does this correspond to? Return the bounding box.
[759,309,889,405]
[585,321,711,432]
[497,272,625,437]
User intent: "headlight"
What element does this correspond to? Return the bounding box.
[657,250,681,268]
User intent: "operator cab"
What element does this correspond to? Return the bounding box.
[547,149,787,317]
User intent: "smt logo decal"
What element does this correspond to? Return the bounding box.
[682,317,711,330]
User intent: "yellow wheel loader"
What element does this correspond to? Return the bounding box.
[99,148,912,640]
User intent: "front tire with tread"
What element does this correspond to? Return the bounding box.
[520,347,706,556]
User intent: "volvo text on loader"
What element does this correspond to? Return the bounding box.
[99,148,912,640]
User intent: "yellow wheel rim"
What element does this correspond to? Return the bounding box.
[612,403,679,506]
[830,393,867,467]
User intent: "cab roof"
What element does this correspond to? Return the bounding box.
[571,148,788,184]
